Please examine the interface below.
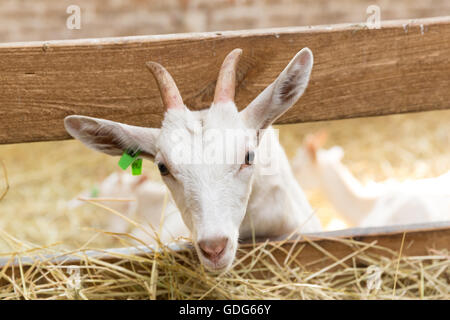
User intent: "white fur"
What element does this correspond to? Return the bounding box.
[293,145,450,227]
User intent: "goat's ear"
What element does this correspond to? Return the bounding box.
[305,134,319,162]
[64,115,159,161]
[240,48,313,130]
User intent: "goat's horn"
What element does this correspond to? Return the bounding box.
[146,61,184,110]
[213,48,243,104]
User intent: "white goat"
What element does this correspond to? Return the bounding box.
[64,48,322,271]
[293,132,450,228]
[67,172,190,245]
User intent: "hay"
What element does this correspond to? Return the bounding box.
[0,229,448,300]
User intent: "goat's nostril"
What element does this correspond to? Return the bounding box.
[198,237,228,261]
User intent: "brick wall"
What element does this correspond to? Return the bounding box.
[0,0,448,42]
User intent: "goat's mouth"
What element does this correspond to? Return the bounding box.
[196,245,236,272]
[202,258,231,271]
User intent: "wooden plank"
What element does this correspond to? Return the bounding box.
[2,0,450,43]
[1,221,448,272]
[246,221,450,271]
[1,17,450,145]
[0,0,450,42]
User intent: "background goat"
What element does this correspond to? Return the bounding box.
[67,172,189,245]
[293,132,450,227]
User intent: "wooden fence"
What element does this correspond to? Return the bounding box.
[0,16,449,273]
[1,17,449,144]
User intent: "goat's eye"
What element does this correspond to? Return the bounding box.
[245,151,255,165]
[158,163,170,176]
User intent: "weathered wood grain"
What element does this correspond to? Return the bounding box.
[1,17,449,144]
[254,221,450,271]
[2,0,450,43]
[1,221,448,273]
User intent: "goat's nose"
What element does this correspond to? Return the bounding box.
[198,237,228,262]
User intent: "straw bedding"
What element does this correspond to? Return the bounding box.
[0,232,448,300]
